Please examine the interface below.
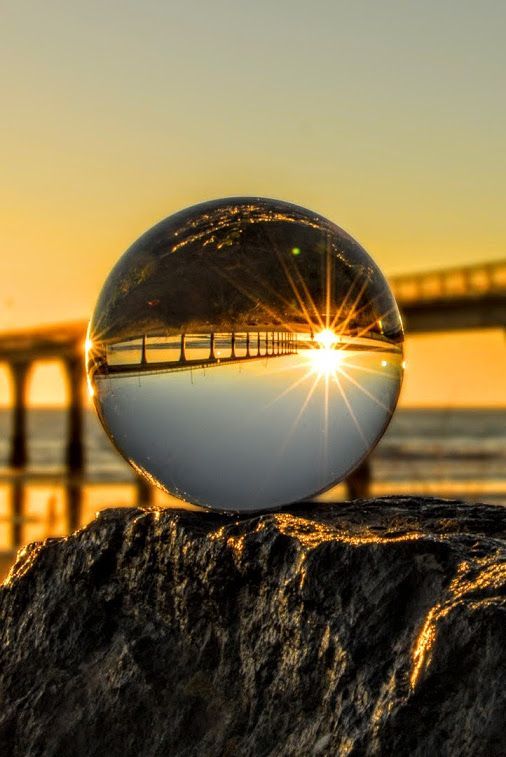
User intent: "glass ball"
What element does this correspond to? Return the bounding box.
[87,197,404,512]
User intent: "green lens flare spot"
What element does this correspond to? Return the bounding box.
[291,247,301,256]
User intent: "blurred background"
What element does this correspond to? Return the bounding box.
[1,1,505,575]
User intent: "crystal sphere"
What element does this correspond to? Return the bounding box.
[87,198,404,512]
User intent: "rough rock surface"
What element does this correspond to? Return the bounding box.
[0,497,505,757]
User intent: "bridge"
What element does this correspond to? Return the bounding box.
[89,330,390,379]
[0,258,504,549]
[90,330,298,378]
[390,259,506,332]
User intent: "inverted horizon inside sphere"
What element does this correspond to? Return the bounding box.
[87,197,404,512]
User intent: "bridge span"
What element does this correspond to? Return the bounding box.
[91,330,298,378]
[390,258,506,332]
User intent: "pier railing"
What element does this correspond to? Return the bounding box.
[391,259,506,303]
[90,330,298,377]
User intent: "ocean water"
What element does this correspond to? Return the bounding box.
[0,407,504,553]
[0,406,504,490]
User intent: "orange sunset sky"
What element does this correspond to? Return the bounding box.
[0,1,504,407]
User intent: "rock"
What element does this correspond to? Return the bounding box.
[0,497,504,757]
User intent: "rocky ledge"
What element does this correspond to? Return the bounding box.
[0,497,505,757]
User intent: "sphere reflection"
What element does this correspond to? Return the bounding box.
[87,197,404,512]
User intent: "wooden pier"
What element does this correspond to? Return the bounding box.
[0,258,504,548]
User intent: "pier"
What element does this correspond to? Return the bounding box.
[90,330,298,378]
[391,259,506,332]
[0,258,504,548]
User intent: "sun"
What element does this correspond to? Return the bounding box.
[314,328,339,349]
[306,329,347,377]
[307,346,347,377]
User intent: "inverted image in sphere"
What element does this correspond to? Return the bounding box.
[87,197,404,512]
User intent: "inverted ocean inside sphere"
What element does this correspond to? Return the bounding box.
[87,198,404,512]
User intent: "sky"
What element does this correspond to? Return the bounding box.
[0,0,505,406]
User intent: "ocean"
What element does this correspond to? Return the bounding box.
[0,407,504,552]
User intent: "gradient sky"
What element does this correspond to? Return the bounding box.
[1,1,505,405]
